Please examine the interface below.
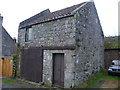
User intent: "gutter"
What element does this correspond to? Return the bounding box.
[19,14,74,29]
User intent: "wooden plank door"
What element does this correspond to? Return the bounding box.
[0,59,3,76]
[0,57,13,77]
[53,53,64,87]
[20,48,43,83]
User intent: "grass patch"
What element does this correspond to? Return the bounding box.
[2,78,17,85]
[104,38,120,48]
[2,78,47,88]
[85,73,103,88]
[2,78,34,86]
[77,70,120,88]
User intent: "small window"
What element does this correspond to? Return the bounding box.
[25,27,33,42]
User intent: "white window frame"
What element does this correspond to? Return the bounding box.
[25,27,33,42]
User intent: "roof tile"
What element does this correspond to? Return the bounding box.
[19,2,86,29]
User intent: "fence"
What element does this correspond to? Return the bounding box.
[0,57,13,77]
[104,48,120,68]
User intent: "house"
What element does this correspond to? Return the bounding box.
[0,15,16,58]
[18,1,104,88]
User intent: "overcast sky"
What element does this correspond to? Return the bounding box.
[0,0,118,38]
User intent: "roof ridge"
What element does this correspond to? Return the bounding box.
[19,2,87,28]
[20,9,51,26]
[51,2,86,13]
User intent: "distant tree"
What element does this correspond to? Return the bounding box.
[104,36,120,48]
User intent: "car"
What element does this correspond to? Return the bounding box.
[108,60,120,76]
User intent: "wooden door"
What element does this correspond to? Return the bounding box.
[0,57,13,77]
[0,58,2,76]
[20,48,43,83]
[53,53,64,87]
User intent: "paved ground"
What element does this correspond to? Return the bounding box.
[2,83,34,88]
[0,77,37,89]
[0,77,120,89]
[92,80,105,88]
[0,77,55,89]
[93,79,120,88]
[100,80,120,88]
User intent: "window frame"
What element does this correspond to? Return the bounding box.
[25,26,33,42]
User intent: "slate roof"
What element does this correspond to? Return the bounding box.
[19,2,86,29]
[2,26,14,40]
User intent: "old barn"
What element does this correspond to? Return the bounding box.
[18,1,104,88]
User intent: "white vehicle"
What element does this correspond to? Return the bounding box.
[108,60,120,75]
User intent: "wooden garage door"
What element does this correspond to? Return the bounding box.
[53,53,64,87]
[20,48,43,83]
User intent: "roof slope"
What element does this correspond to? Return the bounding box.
[2,26,14,41]
[19,2,86,29]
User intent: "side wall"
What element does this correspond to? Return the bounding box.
[18,16,76,48]
[0,16,3,57]
[0,28,2,58]
[0,26,2,58]
[2,28,15,56]
[74,2,104,85]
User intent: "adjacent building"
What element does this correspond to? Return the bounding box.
[18,1,104,88]
[0,15,15,58]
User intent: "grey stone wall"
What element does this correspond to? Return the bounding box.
[74,2,104,86]
[2,28,15,56]
[18,28,26,43]
[0,28,2,57]
[18,16,76,48]
[0,16,3,57]
[0,16,15,57]
[18,1,104,88]
[0,27,2,58]
[43,50,75,88]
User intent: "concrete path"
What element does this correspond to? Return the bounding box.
[0,77,36,89]
[2,83,34,88]
[93,80,119,88]
[92,80,105,88]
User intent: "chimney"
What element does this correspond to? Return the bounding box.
[0,14,3,25]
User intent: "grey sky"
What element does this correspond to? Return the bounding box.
[0,0,118,38]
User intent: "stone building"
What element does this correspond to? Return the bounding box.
[0,15,16,58]
[18,1,104,88]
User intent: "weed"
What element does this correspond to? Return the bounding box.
[76,69,120,88]
[2,78,16,85]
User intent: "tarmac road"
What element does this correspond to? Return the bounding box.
[0,77,35,89]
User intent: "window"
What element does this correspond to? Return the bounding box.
[25,27,33,42]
